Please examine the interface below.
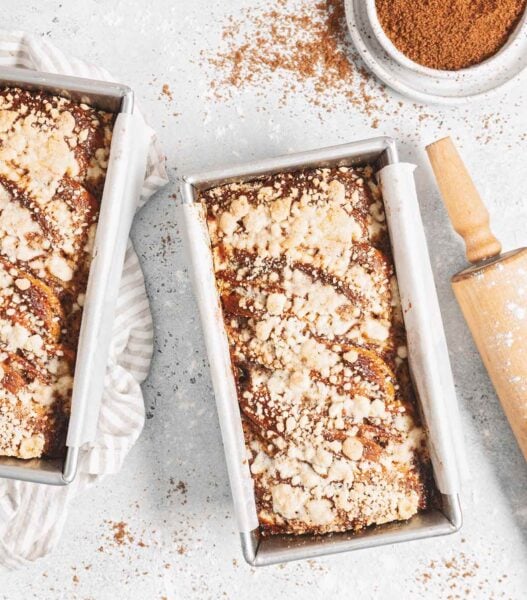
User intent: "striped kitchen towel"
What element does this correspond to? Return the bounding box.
[0,30,168,569]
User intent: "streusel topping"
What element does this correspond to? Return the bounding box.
[202,165,435,535]
[0,87,114,459]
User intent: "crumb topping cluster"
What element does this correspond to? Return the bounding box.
[202,165,434,535]
[0,87,114,459]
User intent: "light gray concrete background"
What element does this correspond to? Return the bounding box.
[1,0,527,598]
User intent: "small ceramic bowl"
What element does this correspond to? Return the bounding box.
[365,0,527,79]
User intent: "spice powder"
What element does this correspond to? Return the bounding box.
[375,0,527,71]
[204,0,387,115]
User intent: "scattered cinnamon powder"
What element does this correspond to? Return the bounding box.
[161,83,173,101]
[204,0,387,115]
[167,478,188,504]
[375,0,527,70]
[110,521,134,546]
[414,552,509,598]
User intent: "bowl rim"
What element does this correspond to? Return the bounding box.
[365,0,527,79]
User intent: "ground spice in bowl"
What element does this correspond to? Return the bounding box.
[375,0,527,71]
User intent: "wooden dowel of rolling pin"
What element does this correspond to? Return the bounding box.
[426,137,527,461]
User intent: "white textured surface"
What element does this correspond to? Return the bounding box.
[1,1,527,598]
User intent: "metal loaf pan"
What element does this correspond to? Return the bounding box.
[182,137,462,566]
[0,67,135,485]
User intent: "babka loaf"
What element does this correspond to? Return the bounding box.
[201,165,436,536]
[0,86,114,459]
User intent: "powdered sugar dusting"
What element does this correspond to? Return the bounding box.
[506,301,525,321]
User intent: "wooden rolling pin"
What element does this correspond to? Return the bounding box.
[426,137,527,461]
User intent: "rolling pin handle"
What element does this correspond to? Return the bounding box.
[426,137,502,264]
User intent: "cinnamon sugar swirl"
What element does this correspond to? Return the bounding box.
[201,165,436,536]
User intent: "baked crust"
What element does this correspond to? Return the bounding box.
[202,165,436,536]
[0,87,114,459]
